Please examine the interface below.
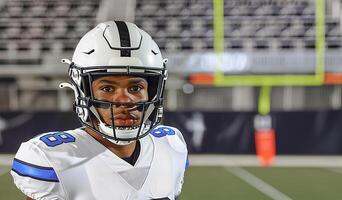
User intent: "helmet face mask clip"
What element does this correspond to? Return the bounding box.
[60,21,167,145]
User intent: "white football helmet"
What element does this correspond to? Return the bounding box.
[60,21,168,145]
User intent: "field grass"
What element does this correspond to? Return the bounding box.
[0,166,25,200]
[2,163,342,200]
[181,166,342,200]
[181,167,272,200]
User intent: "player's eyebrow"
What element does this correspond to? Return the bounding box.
[95,77,147,86]
[96,79,118,86]
[126,77,148,85]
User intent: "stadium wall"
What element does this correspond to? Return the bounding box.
[0,111,342,154]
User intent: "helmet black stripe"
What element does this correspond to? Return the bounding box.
[114,21,131,57]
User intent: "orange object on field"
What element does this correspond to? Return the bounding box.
[325,73,342,85]
[255,128,276,167]
[188,73,214,85]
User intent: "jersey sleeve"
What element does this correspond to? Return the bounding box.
[167,127,189,198]
[11,140,66,200]
[166,127,188,154]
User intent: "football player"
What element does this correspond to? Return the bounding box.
[11,21,188,200]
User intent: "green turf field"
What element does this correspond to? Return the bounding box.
[2,164,342,200]
[182,166,342,200]
[0,166,25,199]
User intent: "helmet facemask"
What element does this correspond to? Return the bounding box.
[61,61,167,145]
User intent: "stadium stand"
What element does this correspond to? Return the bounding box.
[1,0,340,63]
[0,0,99,65]
[0,0,340,111]
[135,0,341,52]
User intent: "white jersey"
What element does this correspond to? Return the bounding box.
[11,126,188,200]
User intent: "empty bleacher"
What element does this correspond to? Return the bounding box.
[0,0,340,112]
[1,0,340,61]
[0,0,99,65]
[135,0,342,52]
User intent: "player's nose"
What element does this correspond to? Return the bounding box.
[112,88,132,103]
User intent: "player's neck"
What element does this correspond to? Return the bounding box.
[84,127,137,158]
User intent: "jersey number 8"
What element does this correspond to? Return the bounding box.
[40,132,76,147]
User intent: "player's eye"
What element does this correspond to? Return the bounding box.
[100,86,114,92]
[128,85,143,93]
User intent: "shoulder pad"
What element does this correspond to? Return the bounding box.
[11,141,65,199]
[150,126,187,153]
[12,141,59,182]
[14,140,52,170]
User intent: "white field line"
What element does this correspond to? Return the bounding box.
[325,167,342,175]
[0,154,12,176]
[225,167,293,200]
[0,154,14,166]
[188,155,342,167]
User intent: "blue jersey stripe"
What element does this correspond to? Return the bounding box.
[12,158,59,182]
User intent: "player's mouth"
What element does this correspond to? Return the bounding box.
[114,113,139,127]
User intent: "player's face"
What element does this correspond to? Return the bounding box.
[91,75,148,127]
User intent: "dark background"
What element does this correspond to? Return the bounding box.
[1,110,342,154]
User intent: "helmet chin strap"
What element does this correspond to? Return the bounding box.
[102,103,156,146]
[106,138,133,146]
[98,122,146,146]
[89,106,153,146]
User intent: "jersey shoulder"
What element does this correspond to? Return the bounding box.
[150,125,188,153]
[11,131,69,199]
[31,129,80,148]
[12,129,82,185]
